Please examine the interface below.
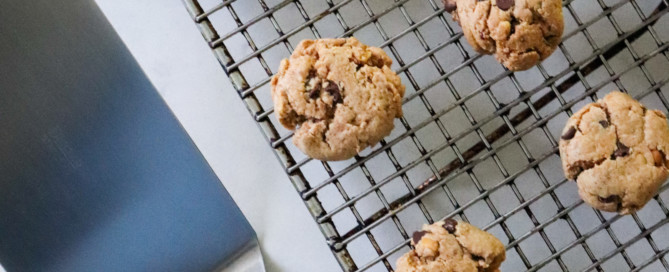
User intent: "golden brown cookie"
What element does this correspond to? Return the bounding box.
[270,38,405,161]
[559,91,669,214]
[396,219,506,272]
[444,0,564,71]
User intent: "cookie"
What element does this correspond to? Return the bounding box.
[270,38,405,161]
[396,219,506,272]
[559,91,669,214]
[444,0,564,71]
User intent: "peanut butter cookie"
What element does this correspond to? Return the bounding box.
[271,38,405,161]
[559,91,669,214]
[396,219,506,272]
[444,0,564,71]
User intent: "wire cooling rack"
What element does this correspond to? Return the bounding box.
[182,0,669,271]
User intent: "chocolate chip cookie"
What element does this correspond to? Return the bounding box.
[396,219,506,272]
[271,38,405,161]
[444,0,564,71]
[559,91,669,214]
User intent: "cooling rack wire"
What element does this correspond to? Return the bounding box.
[182,0,669,271]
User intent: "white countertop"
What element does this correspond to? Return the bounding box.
[94,1,339,271]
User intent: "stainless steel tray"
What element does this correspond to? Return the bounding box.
[0,0,263,271]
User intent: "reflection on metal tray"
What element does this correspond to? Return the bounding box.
[183,0,669,271]
[0,0,263,271]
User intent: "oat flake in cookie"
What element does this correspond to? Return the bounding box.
[396,219,506,272]
[559,91,669,214]
[270,38,405,161]
[444,0,564,71]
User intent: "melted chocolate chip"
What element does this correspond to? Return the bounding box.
[442,0,457,12]
[412,230,429,244]
[496,0,514,11]
[442,218,458,234]
[561,126,577,140]
[509,17,519,35]
[575,160,595,170]
[613,141,630,158]
[307,69,318,80]
[598,195,621,204]
[308,84,321,99]
[325,80,343,104]
[599,120,609,128]
[569,159,604,179]
[472,254,485,262]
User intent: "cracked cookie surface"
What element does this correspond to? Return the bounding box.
[444,0,564,71]
[559,91,669,214]
[271,38,405,161]
[396,219,506,272]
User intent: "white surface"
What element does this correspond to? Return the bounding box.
[93,1,339,272]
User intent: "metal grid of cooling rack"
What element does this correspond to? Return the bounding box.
[182,0,669,271]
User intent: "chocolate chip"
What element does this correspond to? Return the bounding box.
[306,69,321,99]
[496,0,514,11]
[569,159,602,179]
[599,120,609,128]
[307,69,318,80]
[412,230,429,244]
[442,0,457,12]
[652,149,665,167]
[561,126,577,140]
[471,254,485,262]
[613,141,630,158]
[442,218,458,234]
[325,80,343,104]
[308,84,321,99]
[509,17,519,35]
[576,160,595,170]
[598,195,621,204]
